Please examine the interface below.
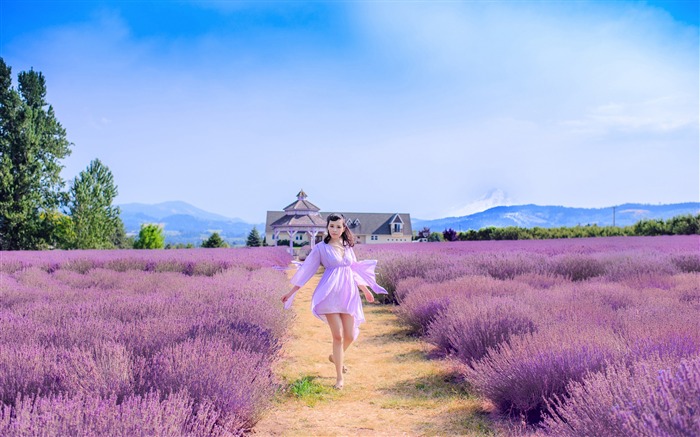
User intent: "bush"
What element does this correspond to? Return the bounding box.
[427,295,536,363]
[542,354,700,437]
[133,224,165,249]
[464,324,625,423]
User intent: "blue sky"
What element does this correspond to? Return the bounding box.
[1,1,698,223]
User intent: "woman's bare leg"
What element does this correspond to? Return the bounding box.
[325,313,344,388]
[328,314,356,373]
[340,313,355,351]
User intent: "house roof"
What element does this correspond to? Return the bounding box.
[265,210,412,236]
[268,211,326,229]
[282,199,321,212]
[282,189,320,212]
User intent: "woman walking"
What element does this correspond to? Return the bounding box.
[281,213,388,390]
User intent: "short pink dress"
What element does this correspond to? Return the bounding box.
[284,241,388,340]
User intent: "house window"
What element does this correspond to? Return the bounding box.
[393,223,402,233]
[295,234,303,241]
[371,235,378,241]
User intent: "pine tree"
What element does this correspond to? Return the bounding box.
[202,232,228,248]
[68,159,123,249]
[246,226,262,247]
[0,58,72,249]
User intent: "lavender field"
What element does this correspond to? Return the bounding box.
[0,247,292,436]
[357,236,700,436]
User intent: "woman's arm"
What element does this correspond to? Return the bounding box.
[282,245,322,307]
[289,245,322,287]
[358,284,375,303]
[282,285,300,303]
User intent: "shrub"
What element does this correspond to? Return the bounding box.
[149,338,275,430]
[133,224,165,249]
[542,354,700,437]
[464,324,625,423]
[549,254,606,281]
[427,295,536,363]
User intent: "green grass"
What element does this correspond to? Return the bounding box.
[286,375,337,406]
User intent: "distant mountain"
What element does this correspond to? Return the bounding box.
[120,201,245,222]
[412,202,700,232]
[119,201,699,246]
[118,201,264,246]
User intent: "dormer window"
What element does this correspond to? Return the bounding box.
[390,213,404,234]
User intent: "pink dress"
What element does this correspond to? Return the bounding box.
[285,241,388,340]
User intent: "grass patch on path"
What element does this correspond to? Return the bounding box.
[286,375,338,406]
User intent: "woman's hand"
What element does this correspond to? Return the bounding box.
[282,286,300,305]
[363,289,375,303]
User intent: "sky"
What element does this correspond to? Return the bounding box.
[1,0,698,223]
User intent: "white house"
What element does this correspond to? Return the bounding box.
[265,190,413,251]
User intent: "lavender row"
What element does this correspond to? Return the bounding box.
[356,236,700,302]
[0,246,291,275]
[357,236,699,435]
[0,248,293,436]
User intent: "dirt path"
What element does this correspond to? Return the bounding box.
[253,271,494,437]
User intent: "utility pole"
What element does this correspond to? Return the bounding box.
[613,206,616,227]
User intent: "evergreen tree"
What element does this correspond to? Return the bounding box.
[0,58,72,249]
[202,232,228,248]
[246,226,262,247]
[133,224,165,249]
[68,159,123,249]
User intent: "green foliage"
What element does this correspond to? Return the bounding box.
[68,159,123,249]
[275,238,308,247]
[42,210,75,249]
[287,375,336,406]
[110,220,132,249]
[453,214,699,241]
[0,58,72,250]
[201,232,228,248]
[246,226,262,247]
[428,232,443,242]
[133,224,165,249]
[165,242,195,249]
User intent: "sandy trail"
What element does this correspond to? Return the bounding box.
[253,271,493,437]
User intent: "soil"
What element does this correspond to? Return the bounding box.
[253,271,495,437]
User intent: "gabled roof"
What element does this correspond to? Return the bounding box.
[265,211,412,236]
[391,213,404,224]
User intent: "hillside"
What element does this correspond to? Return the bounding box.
[412,202,700,232]
[118,201,699,245]
[119,201,264,246]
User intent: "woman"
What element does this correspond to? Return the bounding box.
[281,213,388,390]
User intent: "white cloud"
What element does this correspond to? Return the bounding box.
[561,95,698,135]
[445,189,516,218]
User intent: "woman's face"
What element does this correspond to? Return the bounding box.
[327,219,345,240]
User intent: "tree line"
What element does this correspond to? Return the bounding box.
[0,58,130,250]
[0,59,221,251]
[424,214,700,242]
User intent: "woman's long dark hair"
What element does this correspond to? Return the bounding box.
[323,213,355,247]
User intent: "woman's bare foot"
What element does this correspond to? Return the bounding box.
[329,354,348,373]
[333,380,344,390]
